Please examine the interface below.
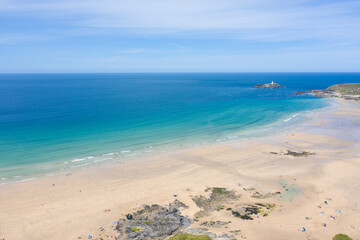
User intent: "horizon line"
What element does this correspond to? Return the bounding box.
[1,71,360,74]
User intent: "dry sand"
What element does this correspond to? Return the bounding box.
[0,98,360,240]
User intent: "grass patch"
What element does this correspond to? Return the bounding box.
[168,233,212,240]
[332,234,353,240]
[131,227,142,232]
[208,187,230,196]
[328,83,360,95]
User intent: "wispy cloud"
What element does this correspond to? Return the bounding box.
[167,42,190,51]
[0,33,48,44]
[1,0,360,43]
[1,0,360,72]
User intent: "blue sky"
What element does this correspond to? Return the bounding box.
[1,0,360,72]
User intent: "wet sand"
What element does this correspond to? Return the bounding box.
[0,99,360,240]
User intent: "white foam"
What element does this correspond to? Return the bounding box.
[103,153,115,156]
[71,158,86,162]
[227,135,238,139]
[93,157,112,163]
[283,113,299,123]
[71,156,95,162]
[216,138,226,142]
[70,163,90,169]
[0,177,36,186]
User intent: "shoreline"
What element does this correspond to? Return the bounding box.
[0,97,329,186]
[1,98,360,240]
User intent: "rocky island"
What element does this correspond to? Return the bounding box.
[254,81,283,88]
[297,83,360,101]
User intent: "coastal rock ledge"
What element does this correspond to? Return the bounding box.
[254,81,283,89]
[296,83,360,101]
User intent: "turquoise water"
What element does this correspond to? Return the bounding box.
[1,73,359,183]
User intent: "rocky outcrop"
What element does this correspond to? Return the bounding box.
[115,200,191,240]
[96,187,280,240]
[284,150,315,157]
[254,82,283,88]
[200,221,230,228]
[182,228,236,240]
[294,89,338,97]
[192,187,239,220]
[231,203,275,220]
[295,83,360,101]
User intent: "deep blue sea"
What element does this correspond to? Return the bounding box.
[1,73,359,183]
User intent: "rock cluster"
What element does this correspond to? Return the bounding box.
[231,203,275,220]
[183,228,236,240]
[284,150,315,157]
[200,221,230,228]
[192,187,239,220]
[251,191,281,199]
[295,83,360,101]
[115,200,191,240]
[254,82,282,88]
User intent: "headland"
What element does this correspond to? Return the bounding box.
[296,83,360,101]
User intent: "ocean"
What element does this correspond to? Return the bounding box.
[0,73,359,184]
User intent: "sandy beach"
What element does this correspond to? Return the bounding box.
[1,98,360,240]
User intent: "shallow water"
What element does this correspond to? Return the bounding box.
[1,73,359,183]
[276,180,303,202]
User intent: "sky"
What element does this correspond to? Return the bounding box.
[1,0,360,73]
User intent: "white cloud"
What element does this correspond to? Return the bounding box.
[0,33,48,44]
[1,0,360,43]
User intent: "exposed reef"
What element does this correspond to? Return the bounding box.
[192,187,239,220]
[115,200,191,240]
[100,187,281,240]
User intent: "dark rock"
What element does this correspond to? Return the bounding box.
[231,203,275,220]
[251,191,281,199]
[229,230,241,235]
[183,228,213,238]
[284,150,315,157]
[294,91,306,95]
[182,228,236,240]
[192,187,239,220]
[216,233,236,240]
[115,201,191,240]
[170,199,189,211]
[254,82,283,89]
[200,220,230,228]
[232,210,254,220]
